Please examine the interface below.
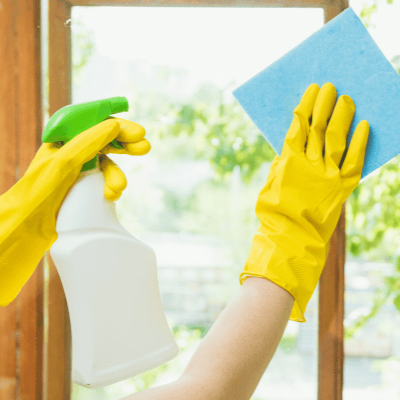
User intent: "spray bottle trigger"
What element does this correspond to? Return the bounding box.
[109,139,124,150]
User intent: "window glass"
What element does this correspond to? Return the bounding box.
[345,1,400,398]
[71,6,323,399]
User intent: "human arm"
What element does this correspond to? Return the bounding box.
[122,82,370,400]
[123,276,293,400]
[0,118,150,306]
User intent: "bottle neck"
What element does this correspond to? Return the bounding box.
[55,164,128,235]
[75,164,102,184]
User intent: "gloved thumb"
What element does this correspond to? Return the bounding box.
[54,119,120,169]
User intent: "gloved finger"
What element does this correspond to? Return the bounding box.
[99,154,128,193]
[306,82,337,165]
[105,116,146,142]
[55,119,120,168]
[324,95,355,170]
[282,83,319,157]
[340,120,369,185]
[100,139,151,156]
[104,185,122,202]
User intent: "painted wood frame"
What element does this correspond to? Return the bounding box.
[0,0,44,399]
[0,0,348,398]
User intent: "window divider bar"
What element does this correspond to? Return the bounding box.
[318,202,346,400]
[46,1,73,399]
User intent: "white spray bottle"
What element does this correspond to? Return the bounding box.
[42,97,179,389]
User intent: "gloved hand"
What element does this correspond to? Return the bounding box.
[98,116,150,201]
[0,117,150,307]
[240,82,369,322]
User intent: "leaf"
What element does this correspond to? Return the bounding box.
[394,295,400,312]
[391,55,400,75]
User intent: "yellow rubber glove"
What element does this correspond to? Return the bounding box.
[0,117,150,307]
[240,83,369,322]
[99,116,151,201]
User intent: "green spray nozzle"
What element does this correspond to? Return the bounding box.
[42,97,129,172]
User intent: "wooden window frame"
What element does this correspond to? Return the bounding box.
[0,0,348,398]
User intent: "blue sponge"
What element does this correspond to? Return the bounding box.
[233,7,400,182]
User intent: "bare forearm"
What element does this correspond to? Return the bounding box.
[181,277,294,399]
[124,277,294,400]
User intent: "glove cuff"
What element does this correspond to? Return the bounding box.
[240,232,327,322]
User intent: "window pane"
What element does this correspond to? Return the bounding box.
[71,6,323,399]
[344,255,400,398]
[344,1,400,398]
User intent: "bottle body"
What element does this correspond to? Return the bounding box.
[50,168,179,388]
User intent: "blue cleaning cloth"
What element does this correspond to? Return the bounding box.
[233,7,400,182]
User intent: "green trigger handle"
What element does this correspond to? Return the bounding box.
[42,96,129,172]
[110,139,125,150]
